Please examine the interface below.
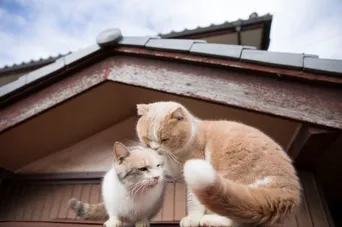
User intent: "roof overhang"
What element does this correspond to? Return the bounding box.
[160,14,273,50]
[0,28,342,171]
[1,33,342,131]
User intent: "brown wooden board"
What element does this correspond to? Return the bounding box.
[0,171,333,226]
[0,221,179,227]
[162,183,175,222]
[40,185,55,221]
[174,183,186,221]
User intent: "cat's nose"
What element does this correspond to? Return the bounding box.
[150,142,160,150]
[153,176,159,183]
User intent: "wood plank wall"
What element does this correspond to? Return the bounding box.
[0,171,332,227]
[0,182,186,224]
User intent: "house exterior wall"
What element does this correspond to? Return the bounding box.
[0,171,331,227]
[0,180,186,224]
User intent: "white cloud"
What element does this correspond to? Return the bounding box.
[0,0,341,68]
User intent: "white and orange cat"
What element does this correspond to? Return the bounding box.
[135,101,301,227]
[68,142,166,227]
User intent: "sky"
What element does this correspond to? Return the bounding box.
[0,0,342,68]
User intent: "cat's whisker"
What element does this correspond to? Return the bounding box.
[132,182,145,197]
[139,185,148,196]
[169,152,180,164]
[135,184,145,197]
[123,138,141,145]
[129,181,144,197]
[166,152,180,165]
[132,182,143,193]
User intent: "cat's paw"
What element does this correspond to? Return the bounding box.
[135,220,150,227]
[199,214,234,227]
[104,217,123,227]
[180,216,201,227]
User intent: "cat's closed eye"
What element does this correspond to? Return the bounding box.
[138,167,148,171]
[161,138,169,142]
[157,162,164,167]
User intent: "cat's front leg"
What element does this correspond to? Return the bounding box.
[104,216,122,227]
[180,187,205,227]
[200,214,234,227]
[135,219,150,227]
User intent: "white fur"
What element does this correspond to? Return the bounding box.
[200,214,234,227]
[248,176,273,188]
[183,159,216,190]
[102,168,164,226]
[204,145,212,163]
[189,118,198,142]
[180,187,206,227]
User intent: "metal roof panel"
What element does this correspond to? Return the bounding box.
[190,43,256,59]
[241,49,304,69]
[304,57,342,75]
[64,44,101,65]
[26,58,65,84]
[0,76,26,97]
[145,39,206,52]
[118,37,152,46]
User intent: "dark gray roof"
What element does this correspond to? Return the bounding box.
[0,53,70,75]
[159,13,272,38]
[1,27,341,100]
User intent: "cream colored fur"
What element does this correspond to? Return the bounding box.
[136,101,301,227]
[68,142,166,227]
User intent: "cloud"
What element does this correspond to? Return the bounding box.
[0,0,341,68]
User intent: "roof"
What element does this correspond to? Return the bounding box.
[159,12,271,38]
[0,13,273,75]
[0,27,342,132]
[0,53,70,75]
[1,27,341,102]
[159,13,273,50]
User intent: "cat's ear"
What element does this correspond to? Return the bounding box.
[171,107,184,120]
[113,141,130,163]
[137,104,149,116]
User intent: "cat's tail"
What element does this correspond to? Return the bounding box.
[183,160,301,225]
[68,198,108,221]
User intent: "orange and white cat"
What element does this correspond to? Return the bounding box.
[136,101,301,227]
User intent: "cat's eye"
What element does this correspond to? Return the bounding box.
[157,163,164,167]
[139,167,148,171]
[161,138,169,142]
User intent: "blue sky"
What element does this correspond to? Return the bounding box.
[0,0,342,68]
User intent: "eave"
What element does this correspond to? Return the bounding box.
[0,41,342,133]
[159,13,273,50]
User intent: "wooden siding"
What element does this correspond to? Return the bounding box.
[0,182,186,224]
[0,171,332,227]
[0,222,179,227]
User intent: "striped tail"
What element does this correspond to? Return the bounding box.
[68,198,108,221]
[183,160,301,225]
